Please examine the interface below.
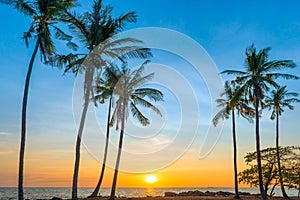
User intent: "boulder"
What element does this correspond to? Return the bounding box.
[204,191,216,196]
[164,192,178,197]
[216,191,234,196]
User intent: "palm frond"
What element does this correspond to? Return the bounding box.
[264,60,296,71]
[212,107,230,126]
[52,25,72,41]
[221,70,247,76]
[266,73,299,80]
[23,23,36,47]
[129,101,149,126]
[63,10,89,47]
[134,88,164,102]
[131,95,162,117]
[2,0,36,16]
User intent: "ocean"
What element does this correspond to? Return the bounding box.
[0,187,298,199]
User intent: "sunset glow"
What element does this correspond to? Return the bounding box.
[145,175,157,184]
[0,0,300,197]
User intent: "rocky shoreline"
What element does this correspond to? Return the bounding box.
[164,190,252,197]
[20,190,299,200]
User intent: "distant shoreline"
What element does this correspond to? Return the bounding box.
[0,188,298,199]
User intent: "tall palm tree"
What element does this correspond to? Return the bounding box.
[265,86,300,199]
[222,44,298,200]
[89,65,122,198]
[213,81,254,200]
[47,1,151,199]
[1,1,76,199]
[108,63,164,200]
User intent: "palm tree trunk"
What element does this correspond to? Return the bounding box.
[276,111,289,199]
[231,109,240,199]
[89,97,112,198]
[72,67,94,200]
[19,39,39,200]
[109,102,126,200]
[255,97,268,200]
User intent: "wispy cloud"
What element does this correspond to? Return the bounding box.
[0,132,12,136]
[0,151,13,155]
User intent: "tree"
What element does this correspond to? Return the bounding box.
[265,86,300,198]
[283,151,300,197]
[239,146,300,196]
[0,1,76,199]
[213,81,254,199]
[108,63,164,200]
[47,1,152,199]
[89,65,123,198]
[222,44,298,199]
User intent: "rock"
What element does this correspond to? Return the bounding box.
[51,197,62,200]
[204,191,216,196]
[164,192,178,197]
[238,192,251,196]
[216,191,234,196]
[177,190,205,196]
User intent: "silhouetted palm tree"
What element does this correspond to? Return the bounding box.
[89,65,123,198]
[109,63,163,200]
[0,1,76,199]
[47,1,151,199]
[265,86,300,199]
[213,81,254,200]
[222,44,298,200]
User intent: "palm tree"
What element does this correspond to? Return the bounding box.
[265,86,300,198]
[1,1,76,199]
[213,81,254,199]
[89,65,122,198]
[47,1,151,199]
[108,63,164,200]
[222,44,298,200]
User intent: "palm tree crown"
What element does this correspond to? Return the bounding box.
[213,81,254,126]
[223,45,298,104]
[110,62,163,129]
[48,0,151,75]
[265,86,300,119]
[3,0,77,60]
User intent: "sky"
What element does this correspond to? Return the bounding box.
[0,0,300,189]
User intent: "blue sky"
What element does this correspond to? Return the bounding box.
[0,0,300,187]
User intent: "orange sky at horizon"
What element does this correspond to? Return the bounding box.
[0,135,251,188]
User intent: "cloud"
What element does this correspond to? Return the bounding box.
[0,151,13,155]
[0,132,12,136]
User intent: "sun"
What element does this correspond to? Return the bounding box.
[145,175,157,184]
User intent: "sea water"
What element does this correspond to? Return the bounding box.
[0,187,298,200]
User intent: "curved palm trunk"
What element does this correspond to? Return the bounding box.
[231,109,240,199]
[255,97,268,200]
[19,39,39,200]
[72,67,94,200]
[89,97,112,198]
[109,102,126,200]
[276,111,289,199]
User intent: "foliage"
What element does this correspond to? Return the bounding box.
[1,0,77,60]
[213,80,254,126]
[109,61,163,129]
[265,86,300,119]
[239,146,300,196]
